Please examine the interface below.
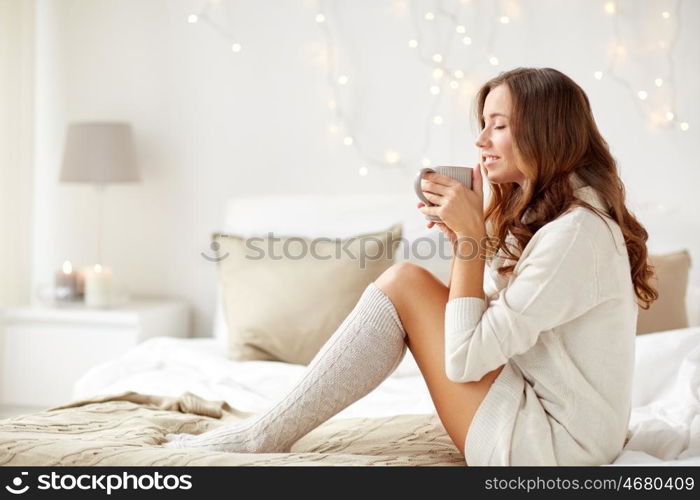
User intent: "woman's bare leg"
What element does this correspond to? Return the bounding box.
[375,262,504,460]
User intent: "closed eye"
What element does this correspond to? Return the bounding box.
[495,126,505,129]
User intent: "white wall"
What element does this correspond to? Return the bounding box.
[0,0,34,308]
[31,0,700,337]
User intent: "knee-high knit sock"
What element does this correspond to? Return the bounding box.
[162,282,407,453]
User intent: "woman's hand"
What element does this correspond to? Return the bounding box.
[417,202,457,244]
[417,164,487,240]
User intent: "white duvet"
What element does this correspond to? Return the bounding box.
[73,326,700,466]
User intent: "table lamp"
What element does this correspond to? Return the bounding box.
[59,122,140,306]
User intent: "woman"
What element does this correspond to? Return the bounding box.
[163,67,658,466]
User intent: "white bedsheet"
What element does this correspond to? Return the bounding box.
[73,326,700,466]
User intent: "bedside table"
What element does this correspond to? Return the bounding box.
[0,298,189,409]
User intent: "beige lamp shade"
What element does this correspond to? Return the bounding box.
[60,122,139,183]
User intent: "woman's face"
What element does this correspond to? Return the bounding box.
[475,84,527,186]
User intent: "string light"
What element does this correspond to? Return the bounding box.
[186,2,242,53]
[313,0,415,173]
[192,0,689,181]
[605,0,688,131]
[313,0,511,173]
[385,150,401,164]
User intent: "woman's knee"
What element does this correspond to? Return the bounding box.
[375,262,430,291]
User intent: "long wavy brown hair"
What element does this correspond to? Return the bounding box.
[475,67,658,310]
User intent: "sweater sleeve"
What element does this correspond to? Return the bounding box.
[444,222,599,383]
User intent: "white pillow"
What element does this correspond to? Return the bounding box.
[223,193,414,239]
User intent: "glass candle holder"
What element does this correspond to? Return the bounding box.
[54,260,79,302]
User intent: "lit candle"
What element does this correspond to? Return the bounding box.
[85,264,114,308]
[55,260,78,301]
[76,267,90,298]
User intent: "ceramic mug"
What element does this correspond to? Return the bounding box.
[414,166,473,222]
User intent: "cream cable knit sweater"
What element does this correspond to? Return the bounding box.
[444,179,637,465]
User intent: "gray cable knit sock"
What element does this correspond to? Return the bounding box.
[162,282,407,453]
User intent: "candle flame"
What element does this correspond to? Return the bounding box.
[62,261,73,274]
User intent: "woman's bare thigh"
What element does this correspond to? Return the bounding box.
[374,262,504,460]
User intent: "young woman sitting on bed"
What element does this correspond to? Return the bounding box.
[163,67,659,466]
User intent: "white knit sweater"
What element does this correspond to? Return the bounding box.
[444,179,638,466]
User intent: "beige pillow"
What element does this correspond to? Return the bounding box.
[214,223,402,364]
[636,250,692,335]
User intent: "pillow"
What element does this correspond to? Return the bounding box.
[636,250,692,335]
[214,223,402,364]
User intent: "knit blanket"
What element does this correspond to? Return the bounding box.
[0,391,465,466]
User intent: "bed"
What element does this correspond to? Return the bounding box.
[1,326,698,466]
[78,325,700,466]
[1,193,699,466]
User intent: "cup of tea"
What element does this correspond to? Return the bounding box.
[414,165,473,222]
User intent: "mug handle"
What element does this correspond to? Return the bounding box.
[414,167,436,206]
